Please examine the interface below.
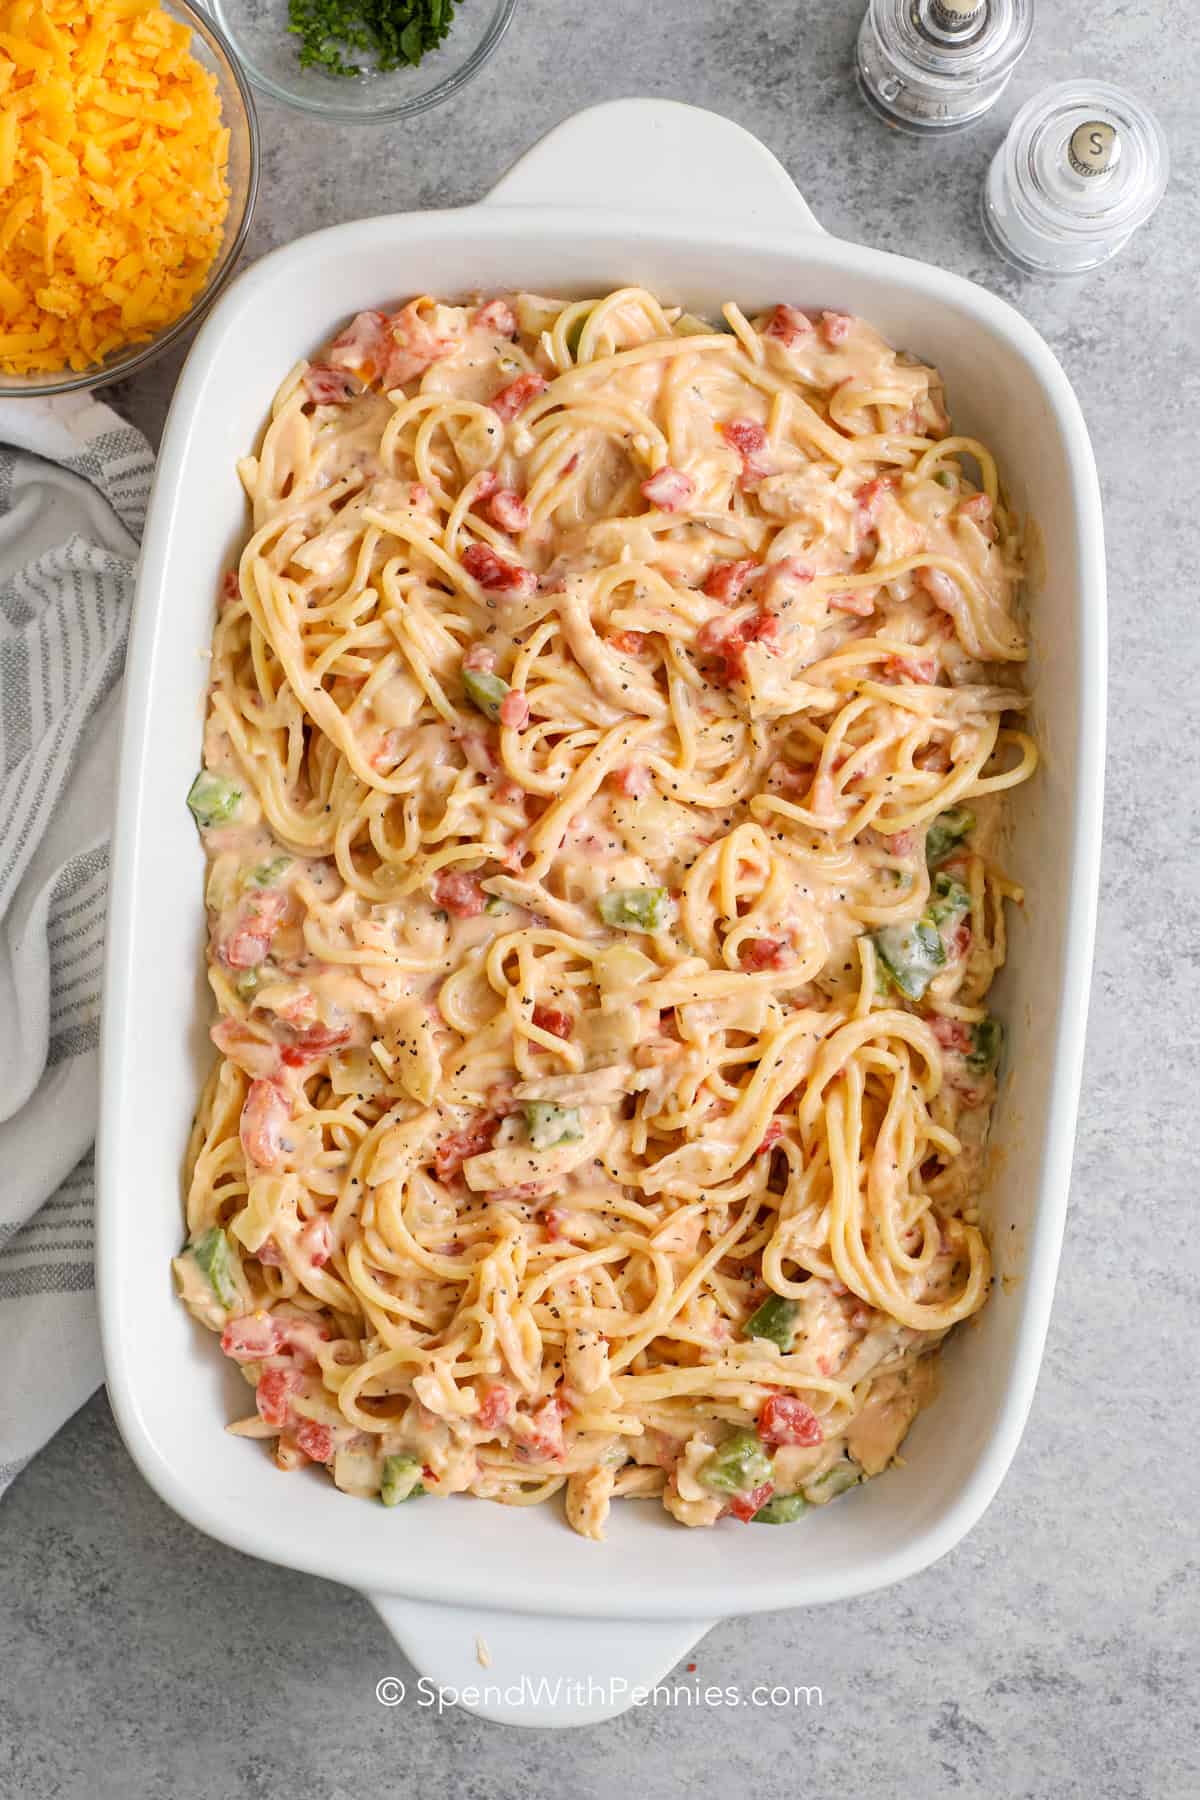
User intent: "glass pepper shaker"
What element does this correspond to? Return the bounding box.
[856,0,1035,135]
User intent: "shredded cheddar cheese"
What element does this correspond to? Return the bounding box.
[0,0,231,375]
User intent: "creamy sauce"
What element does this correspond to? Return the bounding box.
[175,287,1035,1536]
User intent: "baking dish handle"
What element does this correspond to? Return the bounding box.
[485,97,825,237]
[367,1593,715,1728]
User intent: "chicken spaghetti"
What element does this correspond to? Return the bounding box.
[174,287,1036,1537]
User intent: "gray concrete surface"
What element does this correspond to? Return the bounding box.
[2,2,1197,1795]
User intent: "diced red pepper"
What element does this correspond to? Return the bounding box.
[473,298,518,338]
[609,629,646,654]
[820,311,852,345]
[721,417,770,485]
[461,542,538,599]
[303,364,357,406]
[697,609,780,685]
[499,689,530,729]
[703,558,757,604]
[641,465,695,511]
[854,473,898,524]
[476,1383,513,1429]
[532,1004,572,1039]
[329,303,452,390]
[327,309,389,382]
[489,488,531,533]
[221,1312,283,1364]
[754,612,782,648]
[239,1079,291,1169]
[759,1393,824,1447]
[380,300,453,387]
[491,372,547,422]
[515,1397,566,1462]
[279,1024,351,1068]
[462,642,497,673]
[295,1420,335,1464]
[764,303,814,347]
[739,937,788,972]
[299,1214,335,1268]
[431,869,486,917]
[256,1366,299,1429]
[884,652,938,684]
[729,1482,775,1523]
[930,1016,973,1052]
[219,889,287,972]
[958,492,993,527]
[220,569,240,605]
[433,1114,500,1182]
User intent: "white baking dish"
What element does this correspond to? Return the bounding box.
[97,99,1105,1728]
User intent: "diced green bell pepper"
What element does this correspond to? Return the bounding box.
[187,770,241,829]
[967,1016,1003,1073]
[872,918,946,1001]
[924,806,975,870]
[380,1454,424,1506]
[524,1101,584,1150]
[234,968,260,1001]
[699,1430,773,1497]
[463,668,509,721]
[246,855,291,888]
[189,1226,236,1309]
[743,1294,799,1351]
[928,870,970,928]
[802,1460,861,1505]
[752,1492,809,1524]
[598,887,670,933]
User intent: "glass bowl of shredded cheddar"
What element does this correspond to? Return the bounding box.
[0,0,259,395]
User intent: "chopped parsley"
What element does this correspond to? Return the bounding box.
[288,0,460,78]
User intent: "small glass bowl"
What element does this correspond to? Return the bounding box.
[208,0,518,123]
[0,0,259,400]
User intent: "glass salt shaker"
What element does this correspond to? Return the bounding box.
[982,80,1170,275]
[856,0,1035,135]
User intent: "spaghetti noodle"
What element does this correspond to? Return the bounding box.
[174,287,1036,1537]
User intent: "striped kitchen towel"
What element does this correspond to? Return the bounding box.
[0,393,153,1497]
